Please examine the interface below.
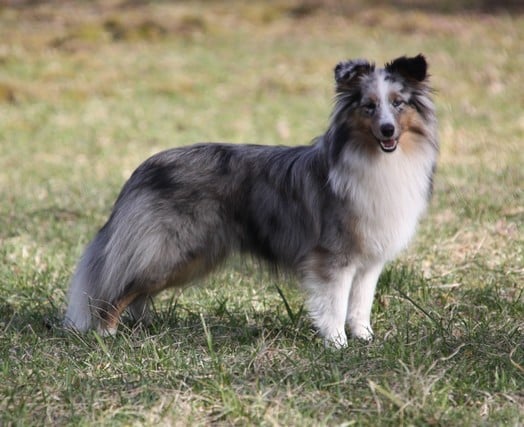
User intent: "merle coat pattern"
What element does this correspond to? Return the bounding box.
[65,54,438,347]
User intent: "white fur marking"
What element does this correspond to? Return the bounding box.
[346,262,384,340]
[377,73,395,129]
[330,142,435,261]
[302,264,357,348]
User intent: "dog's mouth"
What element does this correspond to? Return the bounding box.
[377,138,398,153]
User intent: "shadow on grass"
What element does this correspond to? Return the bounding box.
[0,293,307,349]
[2,281,521,359]
[2,284,521,427]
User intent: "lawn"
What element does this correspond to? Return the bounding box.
[0,1,522,425]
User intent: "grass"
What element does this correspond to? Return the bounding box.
[0,0,522,425]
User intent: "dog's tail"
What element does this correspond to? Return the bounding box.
[64,227,112,332]
[63,215,163,332]
[63,194,202,333]
[64,235,100,331]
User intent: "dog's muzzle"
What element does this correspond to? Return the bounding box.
[377,123,398,152]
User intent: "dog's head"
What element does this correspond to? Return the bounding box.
[332,54,435,154]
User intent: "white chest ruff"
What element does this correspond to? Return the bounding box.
[331,146,434,262]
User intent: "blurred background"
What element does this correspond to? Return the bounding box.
[0,2,522,424]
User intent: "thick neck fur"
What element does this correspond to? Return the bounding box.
[331,137,436,260]
[319,69,438,262]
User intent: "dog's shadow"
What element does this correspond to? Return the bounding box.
[0,294,312,352]
[125,296,311,350]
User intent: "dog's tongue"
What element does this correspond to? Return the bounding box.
[379,139,398,152]
[382,139,396,149]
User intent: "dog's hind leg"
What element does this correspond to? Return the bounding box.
[98,292,140,336]
[97,254,215,335]
[98,292,151,335]
[127,294,152,326]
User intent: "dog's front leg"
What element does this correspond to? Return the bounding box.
[303,264,357,348]
[346,262,384,341]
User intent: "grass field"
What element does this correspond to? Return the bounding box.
[0,1,522,425]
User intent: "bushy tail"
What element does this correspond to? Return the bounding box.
[64,233,107,331]
[64,175,224,332]
[63,207,187,332]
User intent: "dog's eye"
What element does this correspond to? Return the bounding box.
[363,102,376,114]
[392,99,404,108]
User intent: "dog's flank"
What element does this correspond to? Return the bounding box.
[65,54,438,347]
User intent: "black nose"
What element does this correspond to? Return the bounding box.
[380,123,395,138]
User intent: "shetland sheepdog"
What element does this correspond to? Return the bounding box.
[65,54,438,348]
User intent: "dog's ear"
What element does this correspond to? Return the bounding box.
[385,54,428,82]
[334,59,374,91]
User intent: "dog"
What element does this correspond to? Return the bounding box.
[64,54,438,348]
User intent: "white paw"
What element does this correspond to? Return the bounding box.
[350,323,374,342]
[97,325,118,337]
[323,331,348,349]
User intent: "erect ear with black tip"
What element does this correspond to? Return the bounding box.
[334,59,374,91]
[385,54,428,82]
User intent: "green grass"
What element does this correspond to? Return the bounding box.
[0,1,522,425]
